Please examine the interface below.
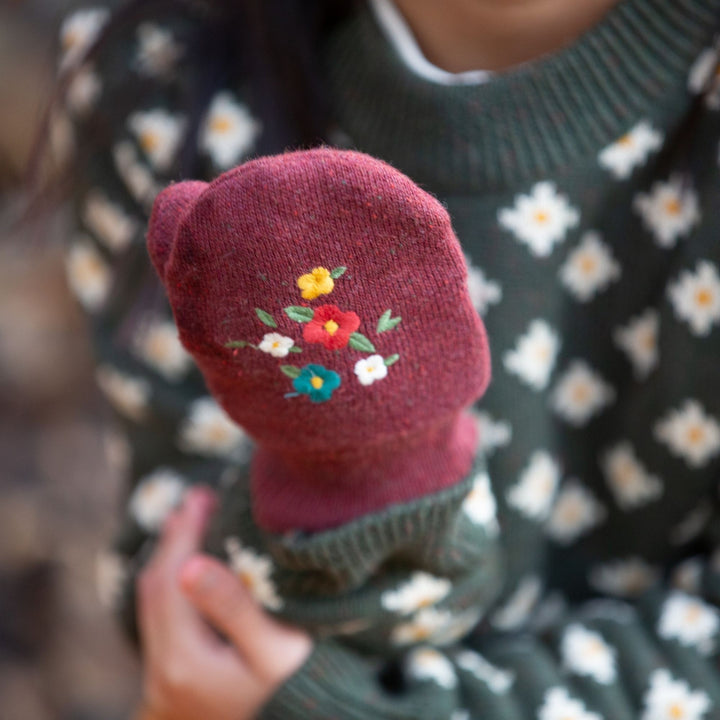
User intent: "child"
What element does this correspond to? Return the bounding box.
[54,0,720,717]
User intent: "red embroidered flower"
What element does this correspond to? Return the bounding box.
[303,305,361,350]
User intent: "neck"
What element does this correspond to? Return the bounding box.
[391,0,621,72]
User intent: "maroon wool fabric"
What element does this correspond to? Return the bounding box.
[147,148,491,531]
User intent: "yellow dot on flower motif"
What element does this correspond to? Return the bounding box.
[695,288,713,307]
[534,210,549,223]
[297,267,334,300]
[617,133,634,147]
[580,256,597,274]
[239,571,256,591]
[140,131,159,153]
[310,376,324,390]
[324,319,339,335]
[686,426,706,446]
[669,703,685,719]
[664,197,682,215]
[210,116,232,133]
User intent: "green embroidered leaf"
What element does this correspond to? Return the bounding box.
[280,365,302,379]
[255,308,278,328]
[384,354,400,367]
[285,306,315,322]
[377,309,402,333]
[288,346,303,353]
[349,332,376,353]
[330,266,347,279]
[225,340,249,349]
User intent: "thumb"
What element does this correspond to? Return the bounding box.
[179,554,311,682]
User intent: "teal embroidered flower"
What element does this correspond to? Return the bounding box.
[292,364,341,403]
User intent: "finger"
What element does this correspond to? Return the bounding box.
[179,554,312,682]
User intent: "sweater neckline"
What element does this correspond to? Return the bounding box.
[325,0,720,193]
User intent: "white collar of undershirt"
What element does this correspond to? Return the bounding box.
[367,0,493,86]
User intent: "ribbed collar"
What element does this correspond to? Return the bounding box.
[325,0,720,194]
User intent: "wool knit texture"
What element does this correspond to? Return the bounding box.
[58,0,720,718]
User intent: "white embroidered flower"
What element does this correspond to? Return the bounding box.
[82,190,139,252]
[559,232,621,302]
[258,332,295,358]
[406,648,457,689]
[381,572,452,615]
[550,360,614,427]
[667,261,720,336]
[503,320,560,391]
[538,687,602,720]
[474,411,512,456]
[671,558,704,595]
[461,472,499,536]
[392,608,480,646]
[658,591,719,655]
[66,65,102,116]
[95,365,151,421]
[95,550,128,609]
[490,575,542,630]
[601,442,663,511]
[588,557,659,598]
[59,8,110,69]
[507,451,560,521]
[466,259,502,316]
[128,109,185,172]
[614,309,659,379]
[546,480,606,545]
[113,141,161,207]
[65,238,111,311]
[498,181,580,257]
[641,669,711,720]
[654,400,720,468]
[455,650,514,693]
[598,121,664,179]
[178,397,249,459]
[102,428,132,475]
[688,42,720,109]
[561,624,616,684]
[133,318,193,381]
[354,355,389,386]
[634,174,701,248]
[135,23,183,77]
[225,537,283,611]
[670,503,712,546]
[129,468,186,532]
[201,91,261,169]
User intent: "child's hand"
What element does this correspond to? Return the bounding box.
[136,487,312,720]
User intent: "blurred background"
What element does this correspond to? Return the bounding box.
[1,1,141,718]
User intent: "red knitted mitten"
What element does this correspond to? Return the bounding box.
[147,149,491,531]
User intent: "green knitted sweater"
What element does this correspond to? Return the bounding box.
[60,0,720,717]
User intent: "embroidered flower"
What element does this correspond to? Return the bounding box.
[461,472,499,536]
[82,190,139,252]
[407,648,457,689]
[302,305,360,350]
[135,23,183,77]
[66,65,102,116]
[178,397,249,459]
[129,468,186,532]
[466,258,502,316]
[634,174,701,248]
[588,557,659,597]
[455,650,514,693]
[95,550,128,610]
[59,8,110,69]
[561,624,617,684]
[667,261,720,336]
[95,365,150,420]
[490,575,542,630]
[292,364,341,403]
[503,319,560,391]
[546,480,606,544]
[381,573,452,615]
[113,141,161,207]
[641,669,711,720]
[559,232,621,302]
[688,41,720,109]
[200,91,261,169]
[474,412,512,456]
[654,400,720,468]
[598,121,664,179]
[614,309,659,379]
[601,442,663,510]
[354,355,388,386]
[507,451,560,521]
[658,591,719,654]
[551,360,615,427]
[133,318,193,381]
[225,537,283,611]
[538,687,602,720]
[498,181,580,257]
[297,267,335,300]
[258,332,295,358]
[128,109,185,173]
[392,608,480,646]
[65,238,111,311]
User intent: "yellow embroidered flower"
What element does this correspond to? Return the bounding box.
[297,267,334,300]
